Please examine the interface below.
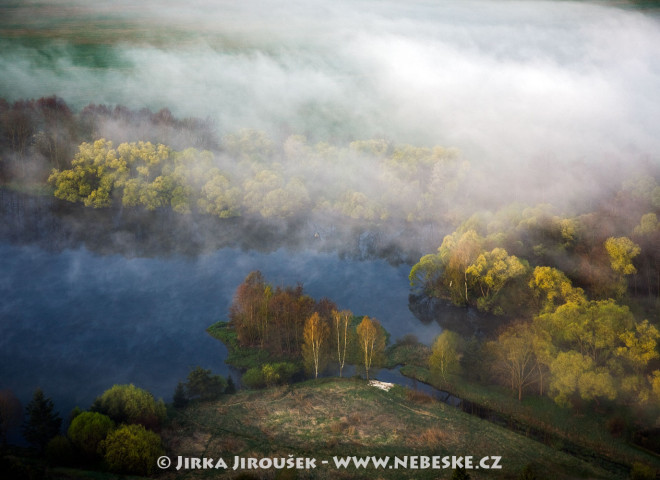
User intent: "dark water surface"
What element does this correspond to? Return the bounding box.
[0,240,444,420]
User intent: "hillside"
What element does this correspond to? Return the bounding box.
[160,378,622,479]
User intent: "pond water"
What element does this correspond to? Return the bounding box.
[0,239,445,422]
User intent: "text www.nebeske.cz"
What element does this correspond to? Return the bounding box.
[171,455,502,470]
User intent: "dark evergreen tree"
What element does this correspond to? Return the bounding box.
[172,381,188,408]
[22,389,62,452]
[225,375,237,394]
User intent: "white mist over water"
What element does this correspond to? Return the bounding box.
[0,241,443,417]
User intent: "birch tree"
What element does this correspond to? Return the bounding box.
[356,316,385,380]
[302,313,329,379]
[333,310,352,377]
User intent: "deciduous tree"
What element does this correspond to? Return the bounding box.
[91,384,166,429]
[102,424,163,475]
[466,247,528,314]
[429,330,463,384]
[302,312,330,378]
[67,411,115,459]
[356,316,386,380]
[489,323,538,401]
[333,310,352,377]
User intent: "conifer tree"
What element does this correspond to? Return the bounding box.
[23,388,62,452]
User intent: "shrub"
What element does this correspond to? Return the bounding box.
[186,366,226,401]
[242,367,265,389]
[630,462,656,480]
[102,424,163,475]
[67,411,115,458]
[45,435,75,466]
[91,384,166,429]
[242,362,300,389]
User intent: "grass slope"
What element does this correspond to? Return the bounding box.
[161,377,620,480]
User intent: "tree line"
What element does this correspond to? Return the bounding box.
[1,96,473,226]
[229,271,387,380]
[0,96,217,185]
[45,134,468,225]
[411,176,660,310]
[413,181,660,418]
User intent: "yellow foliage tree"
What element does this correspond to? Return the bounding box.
[332,310,352,378]
[356,316,385,380]
[302,313,329,379]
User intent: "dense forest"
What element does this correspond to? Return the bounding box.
[0,96,470,227]
[408,177,660,430]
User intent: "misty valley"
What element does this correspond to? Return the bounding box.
[2,0,660,479]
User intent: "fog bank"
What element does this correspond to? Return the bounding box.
[2,0,660,168]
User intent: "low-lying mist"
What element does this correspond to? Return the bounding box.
[2,0,660,166]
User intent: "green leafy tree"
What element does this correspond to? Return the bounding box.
[441,230,483,305]
[542,299,634,366]
[67,411,115,459]
[466,247,528,314]
[102,424,163,475]
[222,129,274,163]
[429,330,463,384]
[528,266,585,314]
[91,384,166,429]
[409,253,446,296]
[409,230,483,306]
[650,370,660,402]
[242,367,265,389]
[616,319,660,374]
[241,363,298,389]
[489,323,539,401]
[22,388,62,452]
[634,213,660,236]
[549,351,616,407]
[185,367,226,401]
[605,236,641,297]
[198,170,241,218]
